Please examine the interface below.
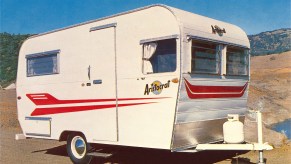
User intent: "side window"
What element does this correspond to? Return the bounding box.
[143,39,176,74]
[191,40,220,74]
[26,50,59,77]
[226,47,249,76]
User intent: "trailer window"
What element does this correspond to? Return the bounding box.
[226,47,249,76]
[26,50,59,76]
[143,39,176,74]
[191,41,220,74]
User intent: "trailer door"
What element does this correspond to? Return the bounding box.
[89,24,117,141]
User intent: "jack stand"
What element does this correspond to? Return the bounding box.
[258,150,265,164]
[256,111,265,164]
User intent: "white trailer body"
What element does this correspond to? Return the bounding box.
[17,4,250,153]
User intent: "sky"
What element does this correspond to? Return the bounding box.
[0,0,290,35]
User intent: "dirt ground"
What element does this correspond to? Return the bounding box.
[0,52,290,164]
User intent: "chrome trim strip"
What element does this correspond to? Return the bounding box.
[140,34,179,44]
[25,117,52,121]
[25,133,51,137]
[26,49,60,58]
[89,23,117,32]
[189,35,249,49]
[114,24,119,142]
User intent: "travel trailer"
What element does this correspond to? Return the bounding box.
[16,4,271,164]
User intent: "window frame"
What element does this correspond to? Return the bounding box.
[225,46,250,76]
[141,37,178,75]
[191,40,221,75]
[190,38,250,77]
[26,49,60,77]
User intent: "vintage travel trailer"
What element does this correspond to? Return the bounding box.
[16,4,266,163]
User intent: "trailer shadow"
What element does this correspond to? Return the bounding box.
[42,144,255,164]
[42,144,68,157]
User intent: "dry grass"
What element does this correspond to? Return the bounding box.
[0,89,20,130]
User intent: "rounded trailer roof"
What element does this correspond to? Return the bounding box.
[165,5,250,48]
[29,4,249,48]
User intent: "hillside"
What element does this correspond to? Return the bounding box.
[248,51,291,124]
[248,28,291,56]
[244,51,291,147]
[0,33,32,88]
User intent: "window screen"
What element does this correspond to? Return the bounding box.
[191,41,220,74]
[226,47,249,76]
[26,50,59,76]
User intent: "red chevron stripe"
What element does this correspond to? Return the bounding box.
[184,78,248,99]
[26,93,168,105]
[31,102,154,116]
[26,93,167,116]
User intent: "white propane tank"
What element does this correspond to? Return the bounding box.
[223,114,244,144]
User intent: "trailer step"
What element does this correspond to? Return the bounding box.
[87,152,113,158]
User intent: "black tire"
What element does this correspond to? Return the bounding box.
[67,133,92,164]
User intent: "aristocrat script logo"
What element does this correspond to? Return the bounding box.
[211,25,226,36]
[144,80,170,95]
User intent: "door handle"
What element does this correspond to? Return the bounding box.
[88,65,91,80]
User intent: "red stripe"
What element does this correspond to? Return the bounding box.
[26,93,168,105]
[31,102,154,116]
[184,79,247,93]
[184,78,248,99]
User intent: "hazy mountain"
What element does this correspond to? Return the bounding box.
[248,28,291,56]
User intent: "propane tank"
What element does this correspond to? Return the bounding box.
[223,114,244,144]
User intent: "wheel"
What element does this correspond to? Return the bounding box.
[67,133,92,164]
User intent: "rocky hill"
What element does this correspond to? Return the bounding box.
[248,28,291,56]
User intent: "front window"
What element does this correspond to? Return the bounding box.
[143,39,176,74]
[191,41,220,74]
[226,47,249,76]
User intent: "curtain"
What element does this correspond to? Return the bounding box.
[215,45,222,74]
[143,42,157,74]
[27,59,35,76]
[243,50,249,75]
[52,56,58,73]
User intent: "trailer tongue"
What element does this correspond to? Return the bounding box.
[176,111,272,164]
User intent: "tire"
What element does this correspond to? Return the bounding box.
[67,133,92,164]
